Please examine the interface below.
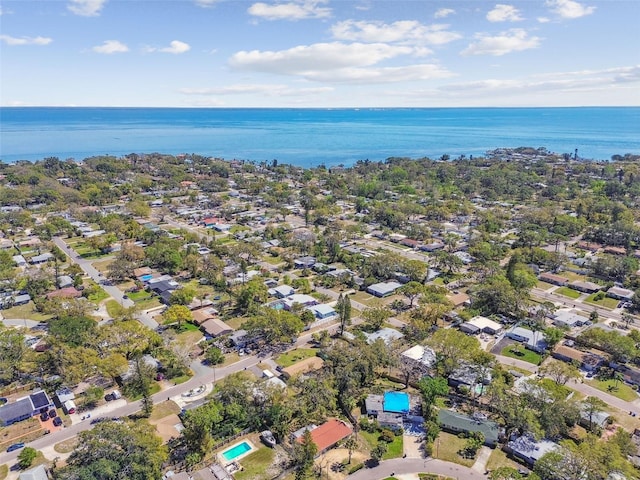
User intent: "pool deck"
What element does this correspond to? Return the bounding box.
[218,439,256,465]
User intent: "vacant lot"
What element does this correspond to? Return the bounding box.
[276,348,317,368]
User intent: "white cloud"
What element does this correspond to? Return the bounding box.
[180,84,334,96]
[487,4,523,22]
[248,0,331,20]
[153,40,191,54]
[434,8,455,19]
[0,35,52,46]
[331,20,461,46]
[303,63,454,84]
[537,16,551,23]
[67,0,107,17]
[461,29,541,56]
[546,0,595,19]
[194,0,219,6]
[230,42,413,74]
[92,40,129,54]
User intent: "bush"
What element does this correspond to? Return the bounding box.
[18,447,37,469]
[380,429,395,443]
[348,463,364,474]
[424,442,434,457]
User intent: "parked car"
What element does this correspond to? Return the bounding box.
[49,409,57,418]
[6,443,24,452]
[40,412,49,421]
[53,417,63,427]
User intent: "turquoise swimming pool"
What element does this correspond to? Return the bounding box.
[221,441,252,462]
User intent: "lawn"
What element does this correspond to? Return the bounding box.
[233,446,275,480]
[86,285,110,303]
[586,378,638,402]
[359,430,403,459]
[500,345,543,365]
[91,259,113,273]
[175,328,203,346]
[275,348,317,368]
[54,437,79,454]
[555,287,581,299]
[224,316,248,330]
[1,302,52,322]
[0,464,7,480]
[125,382,162,401]
[536,280,554,290]
[106,299,123,317]
[149,400,181,421]
[128,290,154,301]
[350,291,376,305]
[432,432,475,467]
[0,418,42,451]
[584,294,618,310]
[485,448,523,471]
[262,255,284,265]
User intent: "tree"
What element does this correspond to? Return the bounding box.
[336,293,352,335]
[417,376,449,411]
[582,396,607,432]
[49,315,96,347]
[370,442,387,464]
[539,359,580,385]
[543,327,564,349]
[169,287,196,306]
[0,325,27,383]
[244,308,304,346]
[55,420,167,480]
[17,447,37,469]
[205,346,224,365]
[344,436,357,464]
[427,328,482,376]
[294,429,317,480]
[162,304,193,330]
[398,281,424,307]
[490,467,524,480]
[361,302,392,331]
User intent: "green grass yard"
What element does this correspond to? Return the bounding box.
[233,446,275,480]
[1,302,51,322]
[432,432,475,467]
[586,378,638,402]
[275,348,317,367]
[584,294,618,310]
[501,345,543,365]
[555,287,581,299]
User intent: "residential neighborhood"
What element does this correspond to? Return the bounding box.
[0,150,640,479]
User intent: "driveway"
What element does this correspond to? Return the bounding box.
[348,458,486,480]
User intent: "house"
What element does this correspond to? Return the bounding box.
[400,238,420,249]
[295,419,353,455]
[229,330,248,347]
[281,357,324,380]
[449,364,492,388]
[55,387,75,405]
[437,410,499,447]
[604,246,627,256]
[0,390,54,426]
[552,345,606,371]
[46,287,82,299]
[419,242,445,252]
[505,434,559,466]
[365,394,384,415]
[377,412,404,431]
[569,280,601,294]
[18,464,49,480]
[13,293,32,306]
[453,251,474,264]
[447,292,471,308]
[367,281,402,298]
[607,286,635,301]
[120,355,161,382]
[306,304,336,320]
[538,272,569,286]
[552,309,585,328]
[12,255,27,267]
[579,404,611,430]
[57,275,74,288]
[459,316,502,336]
[283,294,317,310]
[294,256,316,269]
[191,307,219,326]
[269,285,295,298]
[363,327,404,345]
[505,326,548,353]
[30,252,54,264]
[401,345,437,370]
[200,318,233,337]
[576,241,602,252]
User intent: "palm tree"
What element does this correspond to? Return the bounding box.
[613,371,624,389]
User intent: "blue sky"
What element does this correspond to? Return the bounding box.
[1,0,639,107]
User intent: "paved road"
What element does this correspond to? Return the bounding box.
[52,237,158,329]
[348,458,486,480]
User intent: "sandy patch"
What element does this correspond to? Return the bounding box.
[315,448,368,480]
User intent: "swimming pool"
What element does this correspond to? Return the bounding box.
[221,440,254,462]
[140,274,153,281]
[383,391,410,414]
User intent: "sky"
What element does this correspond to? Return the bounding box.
[1,0,639,107]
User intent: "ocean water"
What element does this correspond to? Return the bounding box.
[1,107,638,166]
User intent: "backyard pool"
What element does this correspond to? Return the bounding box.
[140,274,153,281]
[384,391,410,414]
[220,440,255,462]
